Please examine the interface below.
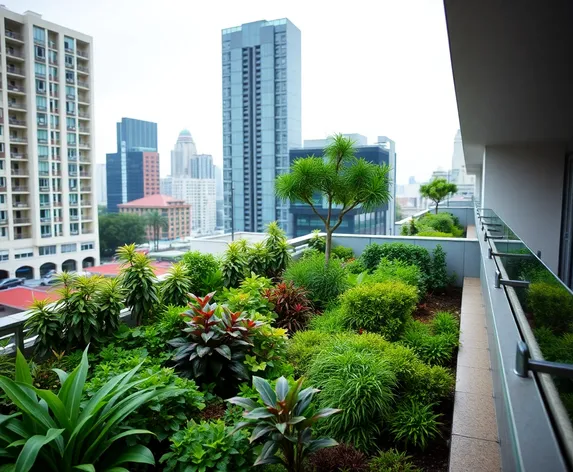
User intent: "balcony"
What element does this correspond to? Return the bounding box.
[6,49,25,60]
[49,75,59,82]
[40,216,51,223]
[70,230,79,236]
[12,201,29,208]
[77,50,89,59]
[68,155,78,161]
[65,78,75,85]
[0,217,7,225]
[41,232,52,239]
[70,215,79,221]
[77,65,89,74]
[80,200,91,206]
[39,170,50,176]
[78,127,90,134]
[11,186,29,193]
[36,88,47,96]
[7,84,25,95]
[13,218,30,225]
[6,66,24,77]
[51,139,60,145]
[79,172,90,177]
[78,142,90,149]
[77,81,89,89]
[48,40,57,50]
[7,103,26,111]
[65,62,74,70]
[39,201,50,208]
[78,112,90,120]
[69,201,79,207]
[8,118,26,127]
[5,31,24,42]
[10,169,28,176]
[78,96,90,105]
[9,136,27,143]
[10,153,27,160]
[49,58,58,66]
[0,186,6,192]
[52,170,61,176]
[14,233,31,240]
[80,186,91,192]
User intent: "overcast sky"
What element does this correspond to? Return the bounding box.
[13,0,460,184]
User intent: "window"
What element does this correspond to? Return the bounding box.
[70,223,79,234]
[37,130,48,143]
[0,250,8,261]
[64,36,74,51]
[48,50,57,63]
[40,225,51,237]
[65,70,74,83]
[36,95,47,110]
[66,101,75,114]
[50,99,59,113]
[49,82,59,95]
[61,243,76,253]
[65,55,74,67]
[65,86,75,98]
[15,251,33,259]
[37,113,47,126]
[67,133,76,145]
[35,62,46,77]
[35,46,46,58]
[66,117,76,129]
[36,79,46,93]
[49,66,58,79]
[81,242,94,251]
[33,26,46,43]
[39,245,56,256]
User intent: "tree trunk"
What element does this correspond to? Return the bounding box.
[435,201,439,214]
[325,229,333,265]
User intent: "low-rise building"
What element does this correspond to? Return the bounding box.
[118,194,191,241]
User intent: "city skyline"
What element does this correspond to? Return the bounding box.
[11,0,460,185]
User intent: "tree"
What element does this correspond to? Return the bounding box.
[419,178,458,213]
[98,212,147,258]
[161,261,192,307]
[146,210,168,251]
[276,134,391,264]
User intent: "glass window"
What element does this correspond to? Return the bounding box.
[41,225,51,237]
[49,66,58,79]
[39,245,56,256]
[35,46,45,58]
[50,115,59,127]
[37,113,47,125]
[66,117,76,129]
[38,145,49,157]
[35,62,46,77]
[33,26,46,42]
[37,130,48,143]
[65,55,73,67]
[61,243,76,253]
[65,86,75,98]
[48,50,57,63]
[36,79,46,92]
[65,70,74,82]
[64,36,74,52]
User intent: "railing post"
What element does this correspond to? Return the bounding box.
[14,325,24,353]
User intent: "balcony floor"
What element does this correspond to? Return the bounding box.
[449,277,501,471]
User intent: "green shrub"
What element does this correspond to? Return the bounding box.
[341,281,418,341]
[283,252,349,309]
[417,230,453,238]
[389,398,441,450]
[401,321,458,366]
[368,448,419,471]
[535,327,573,363]
[428,245,449,292]
[372,258,423,299]
[432,311,459,336]
[221,240,249,288]
[161,262,193,307]
[181,250,222,295]
[418,212,458,234]
[309,306,349,334]
[160,420,253,472]
[346,258,367,274]
[332,245,355,261]
[85,346,205,441]
[264,221,292,279]
[309,229,326,252]
[528,282,573,334]
[309,347,396,451]
[218,273,274,318]
[287,330,328,375]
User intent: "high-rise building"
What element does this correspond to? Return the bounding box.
[0,8,100,280]
[289,135,396,237]
[170,129,197,177]
[161,176,216,235]
[222,19,301,234]
[214,165,224,229]
[96,163,106,206]
[106,118,159,212]
[190,154,214,179]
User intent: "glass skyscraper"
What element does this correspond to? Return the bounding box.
[222,19,301,234]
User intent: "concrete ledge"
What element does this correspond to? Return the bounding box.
[449,277,501,471]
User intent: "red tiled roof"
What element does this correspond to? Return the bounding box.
[118,194,187,208]
[84,261,172,277]
[0,287,62,310]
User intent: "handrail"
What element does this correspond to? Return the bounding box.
[477,205,573,468]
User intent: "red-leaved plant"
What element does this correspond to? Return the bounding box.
[169,292,264,393]
[264,281,314,333]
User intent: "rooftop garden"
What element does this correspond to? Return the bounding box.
[0,221,462,471]
[400,212,465,238]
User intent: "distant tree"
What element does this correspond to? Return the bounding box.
[276,134,391,264]
[420,178,458,214]
[146,210,168,251]
[98,212,147,258]
[395,202,404,221]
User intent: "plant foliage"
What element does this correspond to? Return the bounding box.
[389,399,441,450]
[419,178,458,213]
[264,281,314,333]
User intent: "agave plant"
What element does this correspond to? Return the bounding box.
[227,376,341,472]
[0,347,176,471]
[169,292,264,392]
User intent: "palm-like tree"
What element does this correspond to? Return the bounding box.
[146,210,168,251]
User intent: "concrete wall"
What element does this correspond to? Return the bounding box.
[332,234,480,286]
[483,143,565,272]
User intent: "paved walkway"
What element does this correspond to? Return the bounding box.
[467,224,477,239]
[449,277,501,472]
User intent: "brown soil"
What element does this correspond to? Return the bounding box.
[413,287,462,324]
[200,402,226,421]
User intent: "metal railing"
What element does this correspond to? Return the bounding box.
[476,204,573,470]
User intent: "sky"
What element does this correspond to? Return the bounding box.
[13,0,460,184]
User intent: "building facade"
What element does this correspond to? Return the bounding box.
[170,129,197,177]
[0,8,99,279]
[222,19,301,234]
[161,176,216,235]
[95,162,106,206]
[190,154,214,179]
[106,118,159,212]
[289,135,396,238]
[118,194,191,241]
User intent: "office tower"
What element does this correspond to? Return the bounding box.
[449,129,475,198]
[161,176,216,235]
[289,135,396,237]
[222,19,301,234]
[214,165,224,228]
[118,194,191,241]
[96,163,106,206]
[106,118,159,212]
[190,154,214,179]
[0,8,99,280]
[170,129,197,177]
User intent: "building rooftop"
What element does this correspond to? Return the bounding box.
[118,194,187,208]
[84,261,172,277]
[0,287,62,311]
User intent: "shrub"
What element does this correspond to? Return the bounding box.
[161,262,193,307]
[248,323,289,376]
[0,348,169,470]
[287,330,329,376]
[528,282,573,334]
[264,281,314,333]
[218,274,274,318]
[332,245,355,261]
[308,443,369,472]
[309,229,326,252]
[222,240,249,288]
[346,258,367,274]
[264,221,292,279]
[161,419,253,471]
[360,242,432,292]
[401,321,458,366]
[372,258,424,300]
[25,298,64,357]
[86,346,205,441]
[341,281,418,341]
[417,230,453,238]
[169,292,264,393]
[309,346,396,451]
[181,250,222,295]
[283,252,349,309]
[309,306,349,334]
[432,311,460,336]
[535,327,573,363]
[389,399,441,450]
[247,241,272,277]
[228,376,340,469]
[418,212,460,234]
[368,449,419,472]
[428,244,449,292]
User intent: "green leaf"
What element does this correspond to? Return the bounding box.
[73,465,96,472]
[107,444,155,468]
[226,396,258,411]
[14,351,32,387]
[311,408,342,421]
[306,438,338,453]
[15,428,64,472]
[52,369,69,385]
[58,346,89,421]
[253,376,276,408]
[244,407,275,420]
[254,440,280,466]
[250,425,274,442]
[197,345,211,358]
[275,377,289,402]
[214,345,231,360]
[0,378,55,430]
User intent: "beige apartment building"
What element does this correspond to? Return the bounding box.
[0,7,99,279]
